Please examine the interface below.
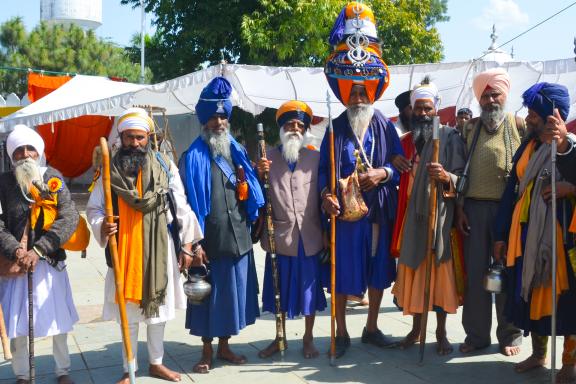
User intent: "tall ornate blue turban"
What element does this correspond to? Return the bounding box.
[522,82,570,122]
[324,2,390,106]
[195,77,233,125]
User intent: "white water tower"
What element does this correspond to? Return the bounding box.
[40,0,102,30]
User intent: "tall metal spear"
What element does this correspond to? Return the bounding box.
[326,91,337,366]
[419,116,440,363]
[550,117,558,384]
[28,270,34,383]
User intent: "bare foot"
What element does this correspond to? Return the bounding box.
[347,295,369,306]
[193,345,213,374]
[436,332,453,356]
[502,345,521,356]
[459,342,482,354]
[258,339,286,359]
[303,337,319,359]
[557,364,576,384]
[57,375,75,384]
[397,329,420,350]
[149,364,181,382]
[514,355,546,373]
[217,347,247,365]
[115,374,130,384]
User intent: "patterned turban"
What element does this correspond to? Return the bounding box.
[195,77,233,125]
[410,81,441,110]
[522,82,570,122]
[7,124,45,161]
[472,68,511,102]
[117,107,154,133]
[325,2,390,106]
[276,100,313,129]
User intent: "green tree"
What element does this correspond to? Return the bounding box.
[0,17,151,97]
[123,0,448,81]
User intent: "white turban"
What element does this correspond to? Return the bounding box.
[410,82,441,110]
[117,107,154,133]
[6,124,45,161]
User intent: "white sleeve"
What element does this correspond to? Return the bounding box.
[169,161,203,245]
[85,177,108,248]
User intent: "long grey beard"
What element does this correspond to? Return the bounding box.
[14,158,42,196]
[480,104,505,133]
[347,103,374,138]
[411,116,433,155]
[202,127,232,162]
[117,147,148,177]
[280,127,304,164]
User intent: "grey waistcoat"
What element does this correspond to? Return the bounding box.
[202,160,252,259]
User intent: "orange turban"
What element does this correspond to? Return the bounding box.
[472,68,511,102]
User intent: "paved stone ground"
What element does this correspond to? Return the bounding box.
[0,207,564,383]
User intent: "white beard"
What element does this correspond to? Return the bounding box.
[14,157,42,195]
[280,127,304,164]
[202,126,232,163]
[347,103,374,138]
[480,103,506,133]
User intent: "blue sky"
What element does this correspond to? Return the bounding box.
[1,0,575,64]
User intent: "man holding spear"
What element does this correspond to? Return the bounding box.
[320,1,402,359]
[256,101,327,359]
[493,83,576,383]
[391,79,466,357]
[0,125,80,384]
[87,107,203,383]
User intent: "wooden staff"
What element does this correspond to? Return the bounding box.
[99,138,136,384]
[256,123,286,355]
[419,116,440,363]
[0,303,10,360]
[327,91,337,366]
[28,270,34,383]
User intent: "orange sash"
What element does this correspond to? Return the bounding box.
[116,173,144,304]
[29,186,90,251]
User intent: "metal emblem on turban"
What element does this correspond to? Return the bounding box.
[216,100,225,114]
[346,2,370,67]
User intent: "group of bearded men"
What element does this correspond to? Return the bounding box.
[2,2,576,384]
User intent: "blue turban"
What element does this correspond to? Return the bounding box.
[195,77,233,125]
[522,82,570,122]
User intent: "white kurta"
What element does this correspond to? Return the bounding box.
[0,167,79,339]
[86,160,203,325]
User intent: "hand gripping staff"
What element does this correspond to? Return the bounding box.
[99,138,136,384]
[419,116,440,363]
[256,123,286,356]
[326,91,337,366]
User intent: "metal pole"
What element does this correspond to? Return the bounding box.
[140,0,146,84]
[551,138,558,384]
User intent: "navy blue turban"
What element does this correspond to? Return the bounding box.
[395,90,411,111]
[522,82,570,122]
[195,77,233,125]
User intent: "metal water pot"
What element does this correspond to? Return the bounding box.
[183,265,211,305]
[483,262,505,294]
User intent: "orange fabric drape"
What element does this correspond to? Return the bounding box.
[27,73,72,103]
[27,73,114,178]
[116,173,144,304]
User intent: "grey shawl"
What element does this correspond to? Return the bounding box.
[399,126,466,269]
[518,142,557,301]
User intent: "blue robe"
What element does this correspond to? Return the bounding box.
[318,109,401,294]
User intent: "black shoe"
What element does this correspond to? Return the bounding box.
[361,327,394,348]
[334,335,351,358]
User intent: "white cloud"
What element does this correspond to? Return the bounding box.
[472,0,530,31]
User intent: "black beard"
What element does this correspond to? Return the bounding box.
[399,112,411,131]
[117,147,147,177]
[411,115,433,155]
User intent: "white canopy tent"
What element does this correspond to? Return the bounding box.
[2,59,576,133]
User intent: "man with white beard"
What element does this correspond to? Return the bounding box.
[319,83,402,358]
[255,101,327,359]
[178,77,264,374]
[0,125,79,384]
[455,68,526,356]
